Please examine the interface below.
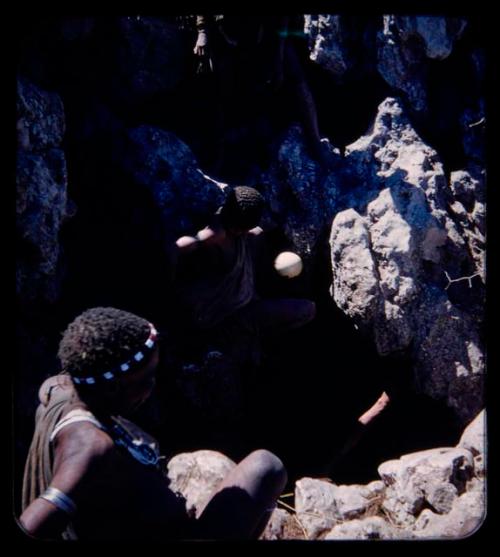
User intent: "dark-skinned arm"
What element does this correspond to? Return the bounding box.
[19,424,113,539]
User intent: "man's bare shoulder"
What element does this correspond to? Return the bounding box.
[48,423,117,500]
[55,422,115,465]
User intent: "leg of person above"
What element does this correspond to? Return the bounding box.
[241,298,316,336]
[195,449,287,539]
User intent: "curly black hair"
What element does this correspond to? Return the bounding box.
[219,186,265,231]
[57,307,152,379]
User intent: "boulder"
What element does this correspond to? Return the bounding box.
[166,450,236,518]
[330,97,485,424]
[378,447,474,526]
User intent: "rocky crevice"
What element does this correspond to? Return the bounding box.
[15,15,487,538]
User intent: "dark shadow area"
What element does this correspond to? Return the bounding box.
[410,16,486,173]
[131,230,463,489]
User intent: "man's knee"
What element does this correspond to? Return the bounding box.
[246,449,288,494]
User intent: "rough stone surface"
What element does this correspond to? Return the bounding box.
[447,169,486,282]
[378,447,474,526]
[122,125,226,242]
[16,78,70,304]
[294,478,385,538]
[304,15,351,76]
[166,450,236,518]
[325,516,403,540]
[285,414,486,540]
[330,97,485,424]
[458,410,486,476]
[294,478,339,539]
[377,16,467,111]
[17,79,66,152]
[262,126,341,260]
[412,488,485,539]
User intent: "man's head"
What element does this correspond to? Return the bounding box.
[219,186,265,234]
[58,307,159,413]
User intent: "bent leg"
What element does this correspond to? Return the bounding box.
[195,449,287,540]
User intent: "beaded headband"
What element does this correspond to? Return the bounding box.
[72,324,158,385]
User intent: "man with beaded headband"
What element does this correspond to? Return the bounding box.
[19,307,287,540]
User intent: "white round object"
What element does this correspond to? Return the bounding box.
[274,251,303,278]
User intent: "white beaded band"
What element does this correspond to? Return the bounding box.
[39,486,77,516]
[72,324,158,385]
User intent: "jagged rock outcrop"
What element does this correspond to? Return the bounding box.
[304,15,351,76]
[329,97,485,424]
[294,478,386,539]
[377,16,467,112]
[304,15,467,112]
[411,481,485,539]
[262,126,341,259]
[16,78,71,304]
[290,410,485,540]
[447,169,486,283]
[378,447,474,525]
[121,125,226,242]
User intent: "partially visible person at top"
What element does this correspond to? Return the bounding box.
[19,306,287,540]
[192,15,335,175]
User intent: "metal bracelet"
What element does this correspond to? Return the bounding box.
[39,486,77,516]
